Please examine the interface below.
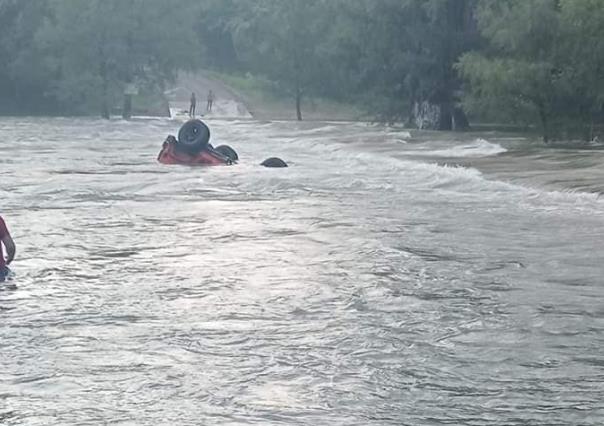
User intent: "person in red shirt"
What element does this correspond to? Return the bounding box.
[0,215,16,281]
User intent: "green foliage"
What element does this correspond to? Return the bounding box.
[559,0,604,121]
[194,0,240,70]
[458,0,604,141]
[0,0,201,117]
[0,0,602,135]
[229,0,332,120]
[0,0,55,113]
[39,0,202,117]
[312,0,478,128]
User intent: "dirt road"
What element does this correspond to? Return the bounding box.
[164,72,252,119]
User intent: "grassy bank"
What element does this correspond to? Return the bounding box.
[206,71,363,121]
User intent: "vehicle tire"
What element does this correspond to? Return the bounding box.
[261,157,288,168]
[214,145,239,162]
[177,119,210,154]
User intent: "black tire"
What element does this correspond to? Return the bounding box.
[177,119,210,154]
[261,157,288,168]
[214,145,239,162]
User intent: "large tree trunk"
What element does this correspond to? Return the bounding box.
[295,86,303,121]
[100,59,110,120]
[538,103,550,144]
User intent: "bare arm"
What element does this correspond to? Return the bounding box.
[2,234,15,265]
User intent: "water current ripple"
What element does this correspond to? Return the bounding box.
[1,117,603,425]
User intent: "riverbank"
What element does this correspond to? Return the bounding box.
[203,71,363,121]
[4,68,604,197]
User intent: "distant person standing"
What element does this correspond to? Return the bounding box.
[0,215,16,282]
[207,90,215,113]
[189,92,197,117]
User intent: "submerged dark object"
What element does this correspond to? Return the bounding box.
[177,119,210,155]
[214,145,239,162]
[261,157,288,168]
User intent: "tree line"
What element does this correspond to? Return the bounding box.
[1,0,603,141]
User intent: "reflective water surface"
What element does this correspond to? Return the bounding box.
[1,117,603,425]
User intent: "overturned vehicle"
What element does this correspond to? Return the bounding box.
[158,119,237,166]
[158,119,286,168]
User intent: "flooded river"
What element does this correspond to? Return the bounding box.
[1,117,603,425]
